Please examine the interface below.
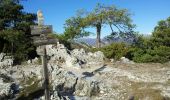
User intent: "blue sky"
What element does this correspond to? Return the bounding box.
[21,0,170,38]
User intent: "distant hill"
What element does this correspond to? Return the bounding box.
[74,35,137,46]
[75,38,96,46]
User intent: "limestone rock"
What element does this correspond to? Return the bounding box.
[0,53,13,68]
[74,79,99,97]
[27,60,31,64]
[46,44,69,63]
[0,53,5,61]
[110,59,114,63]
[0,78,11,97]
[51,67,78,95]
[120,57,134,64]
[71,49,87,63]
[71,49,105,65]
[65,55,81,68]
[32,57,39,64]
[27,57,39,65]
[0,77,19,100]
[46,44,105,68]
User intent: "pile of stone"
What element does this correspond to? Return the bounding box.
[46,43,105,68]
[0,43,106,100]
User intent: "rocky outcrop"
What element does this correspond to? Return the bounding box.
[0,78,11,99]
[0,43,170,100]
[0,75,19,100]
[71,49,104,64]
[0,53,13,68]
[51,64,100,97]
[0,63,43,100]
[74,79,100,97]
[46,43,105,68]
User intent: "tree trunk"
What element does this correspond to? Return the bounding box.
[109,23,114,34]
[11,42,13,55]
[96,24,101,48]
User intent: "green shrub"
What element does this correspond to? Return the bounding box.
[127,46,170,63]
[125,47,144,60]
[91,43,128,60]
[149,46,170,63]
[133,54,153,63]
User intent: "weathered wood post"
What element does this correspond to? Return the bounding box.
[37,10,50,100]
[42,45,50,100]
[30,10,58,100]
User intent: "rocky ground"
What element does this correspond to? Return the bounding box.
[0,43,170,100]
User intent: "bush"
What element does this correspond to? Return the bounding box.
[91,43,128,60]
[133,54,153,63]
[127,46,170,63]
[149,46,170,63]
[125,47,143,60]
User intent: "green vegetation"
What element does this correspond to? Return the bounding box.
[128,46,170,63]
[129,17,170,63]
[63,3,135,48]
[91,43,128,60]
[0,0,37,64]
[92,17,170,63]
[63,16,91,40]
[0,1,169,63]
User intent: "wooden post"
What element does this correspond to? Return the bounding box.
[31,10,58,100]
[42,45,50,100]
[37,10,50,100]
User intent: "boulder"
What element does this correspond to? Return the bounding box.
[0,78,11,97]
[51,64,100,98]
[74,79,100,97]
[65,55,81,68]
[0,77,19,99]
[46,43,105,68]
[110,59,114,63]
[71,49,105,64]
[89,51,104,63]
[120,57,134,64]
[0,54,13,68]
[32,57,39,64]
[51,66,78,95]
[27,60,31,64]
[71,49,87,63]
[27,57,39,65]
[0,53,5,61]
[46,44,69,63]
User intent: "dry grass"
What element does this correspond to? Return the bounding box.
[129,82,167,100]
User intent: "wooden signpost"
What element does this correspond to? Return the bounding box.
[30,25,58,46]
[30,10,58,100]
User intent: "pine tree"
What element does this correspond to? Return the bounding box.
[0,0,37,63]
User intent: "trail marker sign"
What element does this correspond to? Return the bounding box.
[30,25,58,46]
[30,25,52,36]
[30,10,59,100]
